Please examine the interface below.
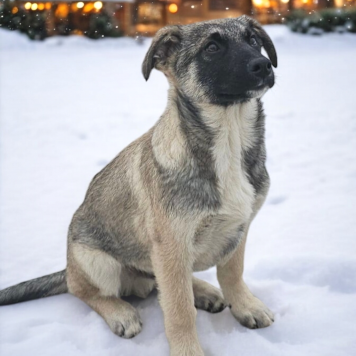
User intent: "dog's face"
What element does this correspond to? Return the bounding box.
[142,16,277,105]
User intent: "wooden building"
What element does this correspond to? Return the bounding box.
[8,0,133,37]
[4,0,356,37]
[135,0,356,34]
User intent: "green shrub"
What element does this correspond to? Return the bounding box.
[85,12,122,39]
[0,3,122,40]
[0,2,47,40]
[286,7,356,34]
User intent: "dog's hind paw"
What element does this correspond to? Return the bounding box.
[108,306,143,339]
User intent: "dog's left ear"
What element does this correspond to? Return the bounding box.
[239,15,278,68]
[142,26,182,81]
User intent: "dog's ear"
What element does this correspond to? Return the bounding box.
[142,26,182,81]
[239,15,277,68]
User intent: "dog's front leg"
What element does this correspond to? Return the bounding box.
[152,223,204,356]
[217,227,274,329]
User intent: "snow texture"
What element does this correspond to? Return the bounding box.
[1,26,356,356]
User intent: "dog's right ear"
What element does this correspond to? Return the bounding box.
[142,26,182,81]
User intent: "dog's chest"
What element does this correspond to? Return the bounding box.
[193,105,257,270]
[212,104,256,221]
[192,214,245,271]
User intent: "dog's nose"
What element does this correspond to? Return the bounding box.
[248,58,272,79]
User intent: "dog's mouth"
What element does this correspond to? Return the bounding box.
[215,92,254,105]
[217,77,274,102]
[218,87,265,101]
[218,93,246,100]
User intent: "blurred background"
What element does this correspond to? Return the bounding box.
[0,0,356,39]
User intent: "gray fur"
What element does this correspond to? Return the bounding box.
[220,225,246,259]
[153,91,221,213]
[69,141,152,266]
[0,270,66,305]
[242,98,270,195]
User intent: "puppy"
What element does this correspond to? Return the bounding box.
[0,15,277,356]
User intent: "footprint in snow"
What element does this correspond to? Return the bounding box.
[268,196,287,205]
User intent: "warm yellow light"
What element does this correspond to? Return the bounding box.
[12,6,19,13]
[55,3,69,17]
[31,3,38,10]
[77,1,84,8]
[302,0,308,3]
[83,3,94,12]
[253,0,263,6]
[168,3,178,13]
[38,3,45,10]
[25,2,31,9]
[45,2,51,9]
[281,0,289,3]
[94,1,103,10]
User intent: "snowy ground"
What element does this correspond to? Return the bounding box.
[1,26,356,356]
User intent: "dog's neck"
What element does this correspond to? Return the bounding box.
[152,87,264,175]
[174,88,261,154]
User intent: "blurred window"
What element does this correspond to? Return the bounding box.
[209,0,238,10]
[137,2,163,24]
[180,0,203,17]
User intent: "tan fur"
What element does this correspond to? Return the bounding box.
[67,245,144,339]
[217,225,274,329]
[71,244,121,297]
[152,103,188,170]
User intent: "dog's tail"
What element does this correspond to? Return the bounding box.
[0,269,67,306]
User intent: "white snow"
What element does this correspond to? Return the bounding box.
[1,26,356,356]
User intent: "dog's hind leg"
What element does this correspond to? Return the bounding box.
[119,267,156,299]
[192,277,227,313]
[67,243,142,339]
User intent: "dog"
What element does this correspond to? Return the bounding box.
[0,15,277,356]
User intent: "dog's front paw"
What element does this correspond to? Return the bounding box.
[230,292,274,329]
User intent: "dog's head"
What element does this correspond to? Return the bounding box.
[142,16,277,105]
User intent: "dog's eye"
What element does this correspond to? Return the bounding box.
[205,42,219,53]
[250,36,258,47]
